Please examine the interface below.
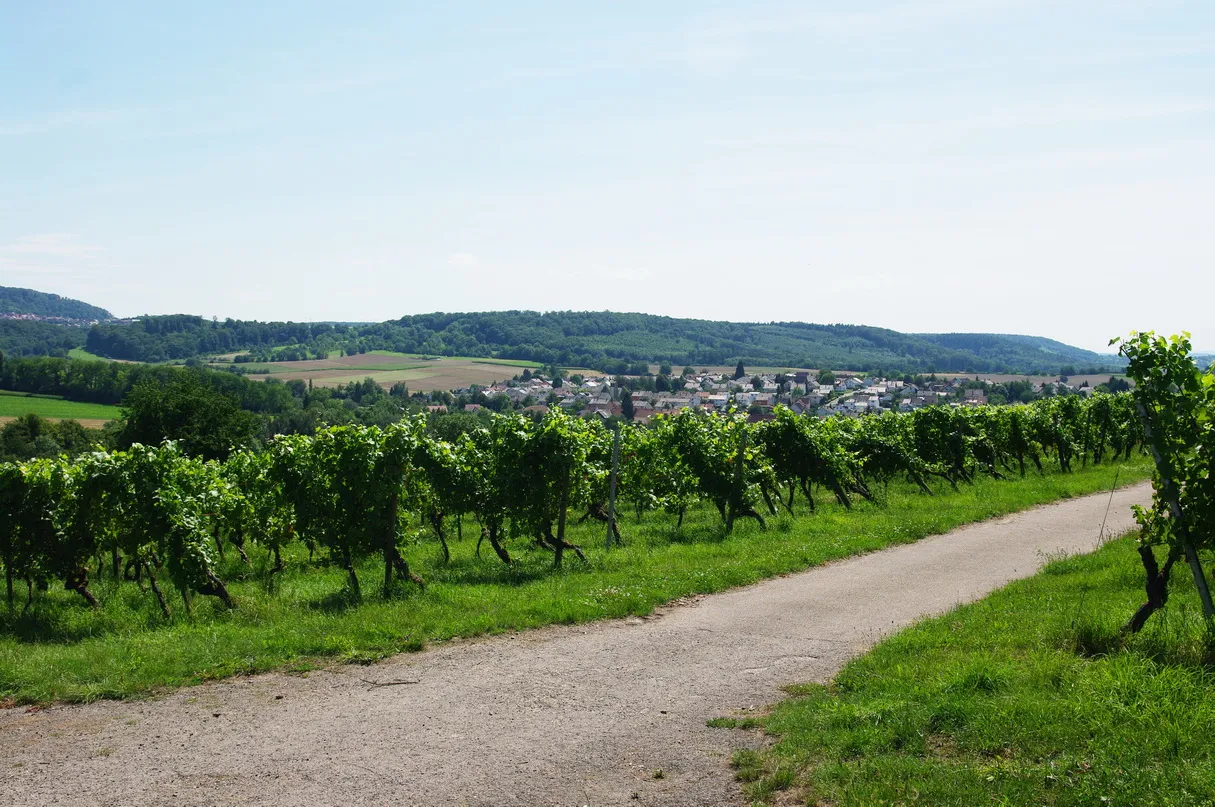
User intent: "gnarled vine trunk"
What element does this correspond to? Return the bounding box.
[1123,544,1181,633]
[64,567,99,608]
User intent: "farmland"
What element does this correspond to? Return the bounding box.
[0,390,120,425]
[213,351,543,391]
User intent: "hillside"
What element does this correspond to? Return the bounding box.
[79,310,1122,374]
[915,333,1113,369]
[0,286,112,321]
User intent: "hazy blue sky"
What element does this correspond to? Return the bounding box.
[2,1,1211,351]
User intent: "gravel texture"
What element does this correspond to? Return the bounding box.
[0,482,1149,807]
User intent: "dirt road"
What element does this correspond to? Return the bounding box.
[0,483,1150,807]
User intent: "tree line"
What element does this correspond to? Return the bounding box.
[3,309,1126,374]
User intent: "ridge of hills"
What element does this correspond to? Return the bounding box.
[0,287,1124,374]
[83,310,1121,374]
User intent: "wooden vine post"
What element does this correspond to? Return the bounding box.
[554,467,571,569]
[605,424,621,549]
[726,427,747,533]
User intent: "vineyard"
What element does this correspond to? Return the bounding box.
[1,391,1144,619]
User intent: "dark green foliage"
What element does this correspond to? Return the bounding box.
[118,373,259,461]
[0,320,88,357]
[86,314,331,362]
[0,353,298,410]
[0,414,109,462]
[1099,375,1132,393]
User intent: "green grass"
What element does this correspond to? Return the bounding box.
[66,347,110,362]
[0,457,1150,705]
[726,533,1215,807]
[0,391,121,421]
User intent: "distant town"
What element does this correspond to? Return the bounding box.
[446,367,1120,423]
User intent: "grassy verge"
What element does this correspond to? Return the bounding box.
[725,533,1215,807]
[0,457,1149,704]
[0,390,122,421]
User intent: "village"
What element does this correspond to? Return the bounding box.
[449,367,1104,422]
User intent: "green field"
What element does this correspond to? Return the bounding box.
[0,391,122,422]
[0,456,1148,704]
[728,534,1214,806]
[66,348,111,362]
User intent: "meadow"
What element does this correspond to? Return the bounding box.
[66,347,111,362]
[728,533,1215,806]
[0,455,1147,705]
[0,390,121,425]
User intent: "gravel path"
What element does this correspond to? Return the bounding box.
[0,483,1149,807]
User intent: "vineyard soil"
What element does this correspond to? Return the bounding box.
[0,483,1150,806]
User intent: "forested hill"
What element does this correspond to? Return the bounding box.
[78,310,1122,374]
[0,286,112,320]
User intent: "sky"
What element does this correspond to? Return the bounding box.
[1,1,1212,353]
